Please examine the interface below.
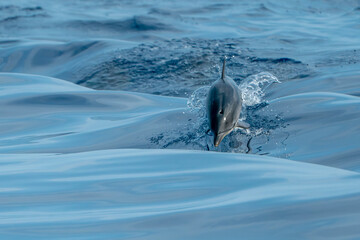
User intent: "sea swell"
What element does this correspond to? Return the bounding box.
[1,0,360,239]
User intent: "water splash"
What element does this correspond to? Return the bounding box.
[187,72,280,113]
[186,86,210,118]
[240,72,281,106]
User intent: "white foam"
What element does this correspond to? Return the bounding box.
[187,72,280,113]
[239,72,280,106]
[187,86,210,117]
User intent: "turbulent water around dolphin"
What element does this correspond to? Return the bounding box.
[1,0,360,239]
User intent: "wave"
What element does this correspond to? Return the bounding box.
[0,4,47,23]
[68,16,177,33]
[1,73,360,173]
[0,39,135,81]
[0,148,360,239]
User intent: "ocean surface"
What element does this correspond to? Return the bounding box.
[1,0,360,239]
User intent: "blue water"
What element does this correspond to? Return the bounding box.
[1,0,360,239]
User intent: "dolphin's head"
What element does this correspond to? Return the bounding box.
[206,83,240,147]
[213,128,233,147]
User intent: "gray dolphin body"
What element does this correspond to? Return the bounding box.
[206,59,250,147]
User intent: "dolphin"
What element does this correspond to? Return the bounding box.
[206,58,250,147]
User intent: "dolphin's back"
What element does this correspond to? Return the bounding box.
[206,77,242,134]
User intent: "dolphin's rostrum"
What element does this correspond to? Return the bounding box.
[206,58,250,147]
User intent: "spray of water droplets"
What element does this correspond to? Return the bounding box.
[187,86,210,117]
[187,72,280,112]
[240,72,281,107]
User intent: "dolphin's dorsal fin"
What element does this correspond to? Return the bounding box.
[221,58,226,81]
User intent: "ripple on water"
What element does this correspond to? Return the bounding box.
[75,38,310,97]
